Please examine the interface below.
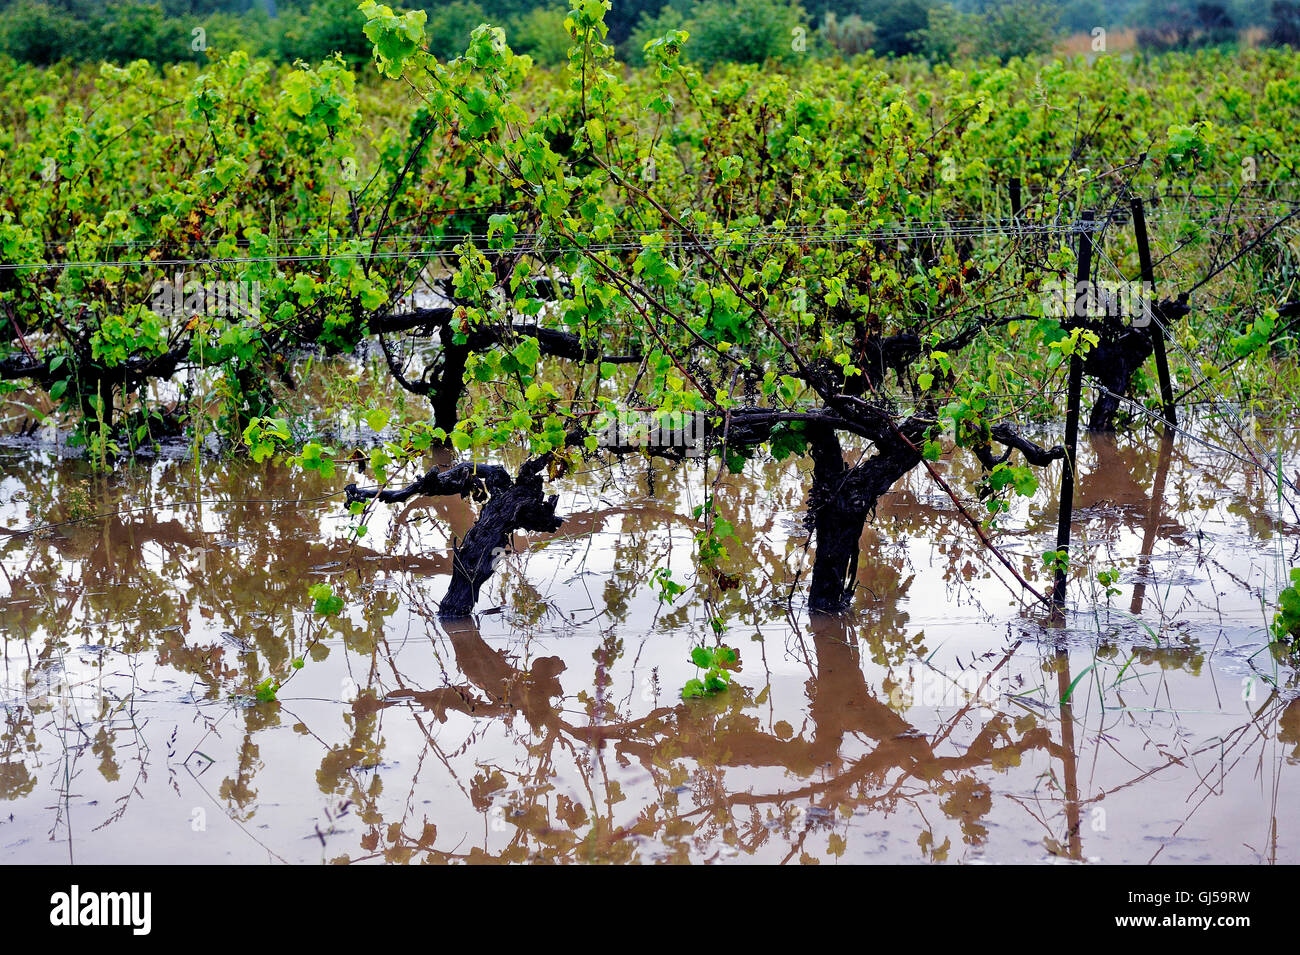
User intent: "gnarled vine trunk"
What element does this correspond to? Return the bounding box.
[346,456,562,619]
[438,466,562,618]
[805,423,922,614]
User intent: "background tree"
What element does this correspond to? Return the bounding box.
[972,0,1058,62]
[506,4,571,64]
[682,0,809,66]
[1268,0,1300,46]
[870,0,933,56]
[1136,0,1238,50]
[820,11,876,56]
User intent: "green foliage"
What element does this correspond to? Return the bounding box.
[360,0,427,75]
[1042,549,1069,575]
[1097,568,1122,598]
[243,417,292,463]
[684,0,808,67]
[624,4,687,66]
[1232,307,1278,356]
[309,582,344,616]
[1272,568,1300,644]
[681,644,740,698]
[1049,327,1101,358]
[982,461,1039,519]
[653,567,687,603]
[255,676,280,701]
[692,500,736,570]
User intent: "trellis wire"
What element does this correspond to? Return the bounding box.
[5,205,1297,274]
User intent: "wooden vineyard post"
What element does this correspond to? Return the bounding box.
[1131,196,1177,428]
[1010,177,1023,220]
[1054,211,1094,613]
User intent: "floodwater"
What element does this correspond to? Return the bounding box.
[0,409,1297,864]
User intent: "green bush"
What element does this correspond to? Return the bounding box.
[1136,0,1238,50]
[507,5,569,65]
[974,0,1058,62]
[623,0,808,69]
[93,1,196,63]
[1267,0,1300,45]
[910,0,1059,64]
[424,0,488,60]
[624,3,688,66]
[294,0,371,63]
[199,10,279,60]
[0,0,84,64]
[871,0,932,57]
[820,11,875,57]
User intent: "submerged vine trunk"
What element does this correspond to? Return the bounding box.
[1083,300,1186,432]
[806,427,861,614]
[349,408,1052,619]
[1083,324,1155,432]
[346,456,563,619]
[804,423,922,614]
[437,466,562,618]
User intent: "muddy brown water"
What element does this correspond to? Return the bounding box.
[0,417,1297,863]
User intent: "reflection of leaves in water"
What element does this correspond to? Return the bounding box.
[469,769,507,812]
[218,735,262,821]
[507,574,549,626]
[317,703,383,802]
[941,777,992,845]
[0,760,35,802]
[93,727,119,784]
[918,829,951,862]
[1279,699,1300,761]
[1,425,1298,862]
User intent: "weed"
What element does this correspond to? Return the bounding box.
[682,644,740,699]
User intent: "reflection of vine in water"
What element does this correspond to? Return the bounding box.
[1,423,1298,861]
[284,608,1060,863]
[294,435,1299,861]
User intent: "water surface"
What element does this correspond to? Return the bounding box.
[1,413,1297,864]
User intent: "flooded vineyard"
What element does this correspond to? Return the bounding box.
[2,410,1296,864]
[4,5,1300,884]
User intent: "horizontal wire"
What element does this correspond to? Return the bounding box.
[10,207,1294,274]
[23,202,1296,251]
